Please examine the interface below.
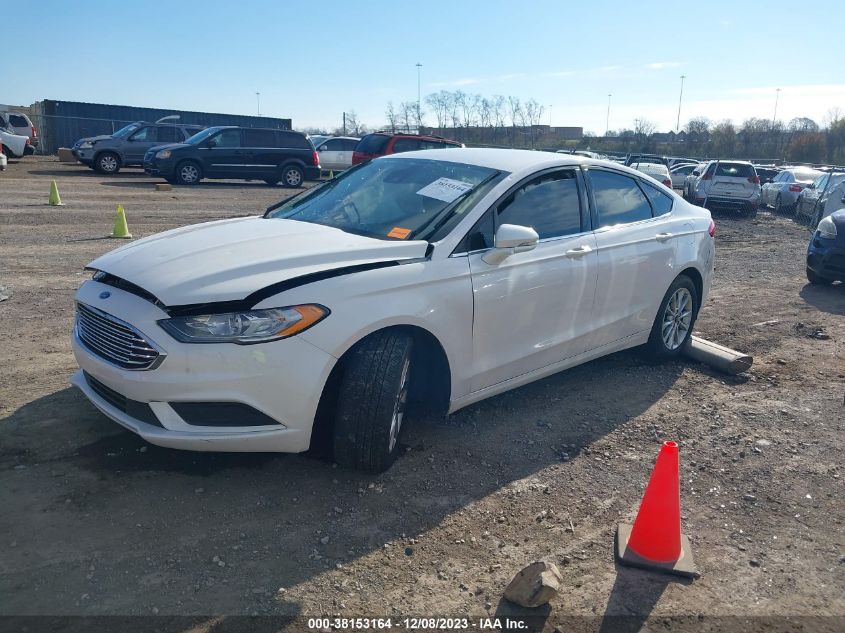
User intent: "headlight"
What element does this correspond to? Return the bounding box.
[79,141,94,149]
[155,149,172,159]
[158,305,329,344]
[817,216,838,240]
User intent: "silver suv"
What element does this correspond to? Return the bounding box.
[689,160,761,216]
[72,121,204,174]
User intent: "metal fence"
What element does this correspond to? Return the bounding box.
[29,100,292,154]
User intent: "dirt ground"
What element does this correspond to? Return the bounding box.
[1,156,843,632]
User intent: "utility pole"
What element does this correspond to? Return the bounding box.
[548,104,553,127]
[415,63,422,131]
[256,92,260,116]
[772,88,781,127]
[605,94,612,136]
[676,75,685,132]
[343,111,347,136]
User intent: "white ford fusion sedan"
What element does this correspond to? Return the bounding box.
[71,149,715,472]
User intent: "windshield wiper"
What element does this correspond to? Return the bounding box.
[413,170,501,242]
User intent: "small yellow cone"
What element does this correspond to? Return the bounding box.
[110,204,133,239]
[48,180,64,206]
[329,170,334,179]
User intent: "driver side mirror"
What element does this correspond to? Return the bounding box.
[482,224,539,265]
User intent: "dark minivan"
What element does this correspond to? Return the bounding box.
[144,126,320,186]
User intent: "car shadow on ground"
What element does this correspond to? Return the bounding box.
[0,350,686,617]
[799,282,845,316]
[29,168,146,178]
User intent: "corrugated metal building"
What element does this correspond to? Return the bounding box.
[32,100,292,154]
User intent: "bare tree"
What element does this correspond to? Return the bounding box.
[425,91,449,129]
[345,110,362,136]
[385,102,398,133]
[787,117,819,134]
[399,102,414,133]
[492,95,506,143]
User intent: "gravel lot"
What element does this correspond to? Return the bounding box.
[1,156,843,632]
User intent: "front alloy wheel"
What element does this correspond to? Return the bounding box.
[176,161,201,185]
[282,165,304,188]
[96,152,120,174]
[333,330,414,472]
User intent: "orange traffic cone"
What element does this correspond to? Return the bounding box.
[616,441,699,578]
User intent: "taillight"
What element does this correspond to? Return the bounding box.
[31,126,37,138]
[663,178,672,187]
[708,219,716,238]
[312,151,319,166]
[788,184,802,192]
[352,151,375,165]
[748,176,760,184]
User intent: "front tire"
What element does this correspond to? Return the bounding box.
[281,164,304,188]
[95,151,121,174]
[644,275,698,361]
[333,330,414,473]
[806,267,831,285]
[175,160,202,185]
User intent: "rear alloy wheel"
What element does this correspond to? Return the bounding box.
[806,267,831,285]
[175,161,201,185]
[332,330,414,473]
[281,165,304,188]
[644,275,698,361]
[95,152,121,174]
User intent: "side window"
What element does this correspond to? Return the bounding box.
[278,131,310,149]
[211,129,241,148]
[129,126,156,142]
[392,138,422,153]
[640,181,674,216]
[242,129,276,147]
[590,170,653,228]
[157,126,180,143]
[497,170,583,239]
[324,139,345,151]
[341,139,358,151]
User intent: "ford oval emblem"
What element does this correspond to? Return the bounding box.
[99,291,111,299]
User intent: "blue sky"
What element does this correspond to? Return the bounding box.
[7,0,844,133]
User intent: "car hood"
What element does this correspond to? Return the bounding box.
[84,135,113,144]
[148,142,192,153]
[87,216,429,306]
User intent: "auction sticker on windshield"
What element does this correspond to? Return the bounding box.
[416,178,474,203]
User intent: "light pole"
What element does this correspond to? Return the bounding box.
[772,88,781,127]
[415,63,422,109]
[605,94,612,136]
[676,75,685,132]
[256,92,260,116]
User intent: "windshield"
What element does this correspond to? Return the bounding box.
[184,127,224,145]
[112,123,140,139]
[266,157,504,241]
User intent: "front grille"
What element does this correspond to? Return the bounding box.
[75,302,164,370]
[83,372,163,427]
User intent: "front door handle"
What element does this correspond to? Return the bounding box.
[655,232,673,242]
[565,245,592,257]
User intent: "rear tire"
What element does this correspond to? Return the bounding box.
[281,164,304,188]
[332,330,414,473]
[95,151,121,174]
[806,267,831,285]
[644,275,698,361]
[175,160,202,185]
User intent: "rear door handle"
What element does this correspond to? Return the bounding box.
[565,245,593,257]
[655,232,673,242]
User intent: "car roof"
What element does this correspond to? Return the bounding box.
[385,147,650,177]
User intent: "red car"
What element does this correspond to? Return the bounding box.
[352,133,462,165]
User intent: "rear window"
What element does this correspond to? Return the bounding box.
[715,163,755,178]
[794,170,821,183]
[356,134,390,154]
[9,115,29,127]
[277,131,311,149]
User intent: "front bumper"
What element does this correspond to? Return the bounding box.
[71,280,337,452]
[143,158,175,178]
[807,236,845,282]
